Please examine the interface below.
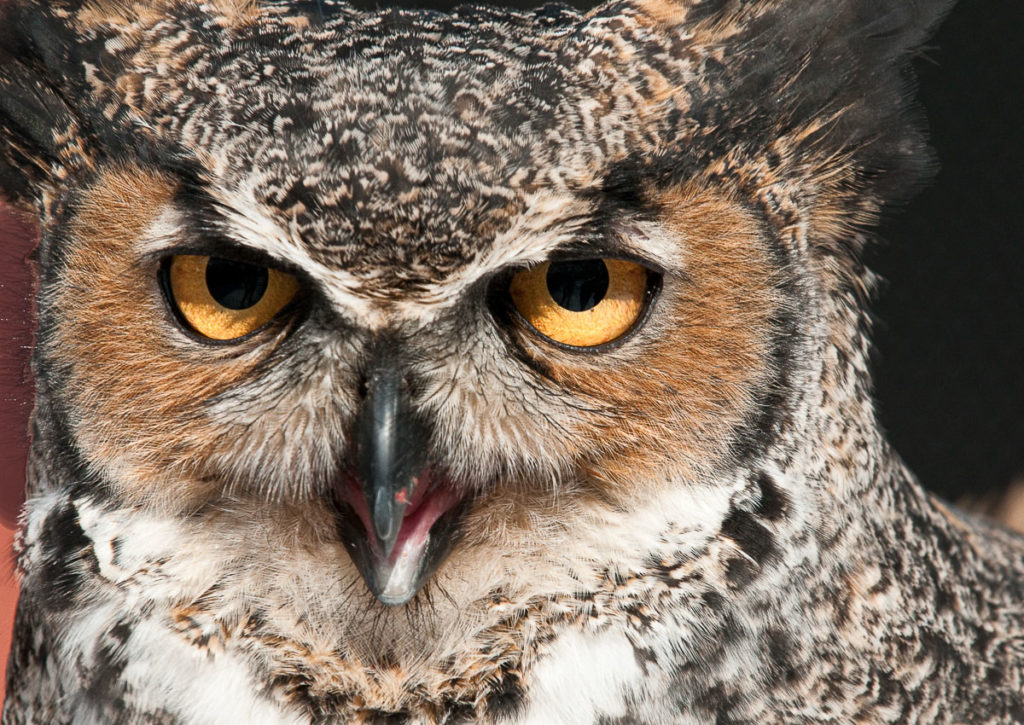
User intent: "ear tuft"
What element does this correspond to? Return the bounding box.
[0,0,90,207]
[730,0,954,203]
[586,0,954,207]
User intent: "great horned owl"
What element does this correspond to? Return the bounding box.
[2,0,1022,722]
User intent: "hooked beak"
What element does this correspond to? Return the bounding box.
[332,346,465,605]
[355,360,423,559]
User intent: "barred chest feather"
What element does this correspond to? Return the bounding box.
[8,441,1024,724]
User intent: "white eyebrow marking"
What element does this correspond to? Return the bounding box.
[139,182,681,330]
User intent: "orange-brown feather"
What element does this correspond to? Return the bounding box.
[49,165,283,509]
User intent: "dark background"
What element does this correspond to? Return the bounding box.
[355,0,1024,502]
[871,1,1023,501]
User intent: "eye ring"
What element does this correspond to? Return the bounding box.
[160,254,301,343]
[505,257,660,351]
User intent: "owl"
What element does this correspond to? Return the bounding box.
[1,0,1022,722]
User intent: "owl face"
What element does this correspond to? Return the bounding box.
[2,0,943,649]
[4,0,829,608]
[45,150,784,605]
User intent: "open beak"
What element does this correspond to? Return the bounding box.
[332,347,465,605]
[355,359,423,559]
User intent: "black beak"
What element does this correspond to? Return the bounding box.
[333,339,466,605]
[353,347,430,559]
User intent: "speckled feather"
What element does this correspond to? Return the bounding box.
[3,0,1023,723]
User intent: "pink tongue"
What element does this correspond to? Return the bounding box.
[337,474,459,563]
[393,484,461,558]
[396,476,429,515]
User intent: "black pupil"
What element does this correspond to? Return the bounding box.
[205,257,269,310]
[546,259,610,312]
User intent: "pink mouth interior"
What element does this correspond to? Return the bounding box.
[336,471,461,564]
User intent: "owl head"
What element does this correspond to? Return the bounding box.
[0,0,947,618]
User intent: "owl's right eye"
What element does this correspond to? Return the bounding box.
[163,254,300,341]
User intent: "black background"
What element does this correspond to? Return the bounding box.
[871,1,1023,501]
[352,0,1024,501]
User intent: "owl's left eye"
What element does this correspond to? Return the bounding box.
[164,254,300,341]
[506,258,654,348]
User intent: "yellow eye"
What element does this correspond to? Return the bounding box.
[166,255,300,341]
[508,258,650,347]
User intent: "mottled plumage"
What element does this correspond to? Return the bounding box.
[2,0,1022,722]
